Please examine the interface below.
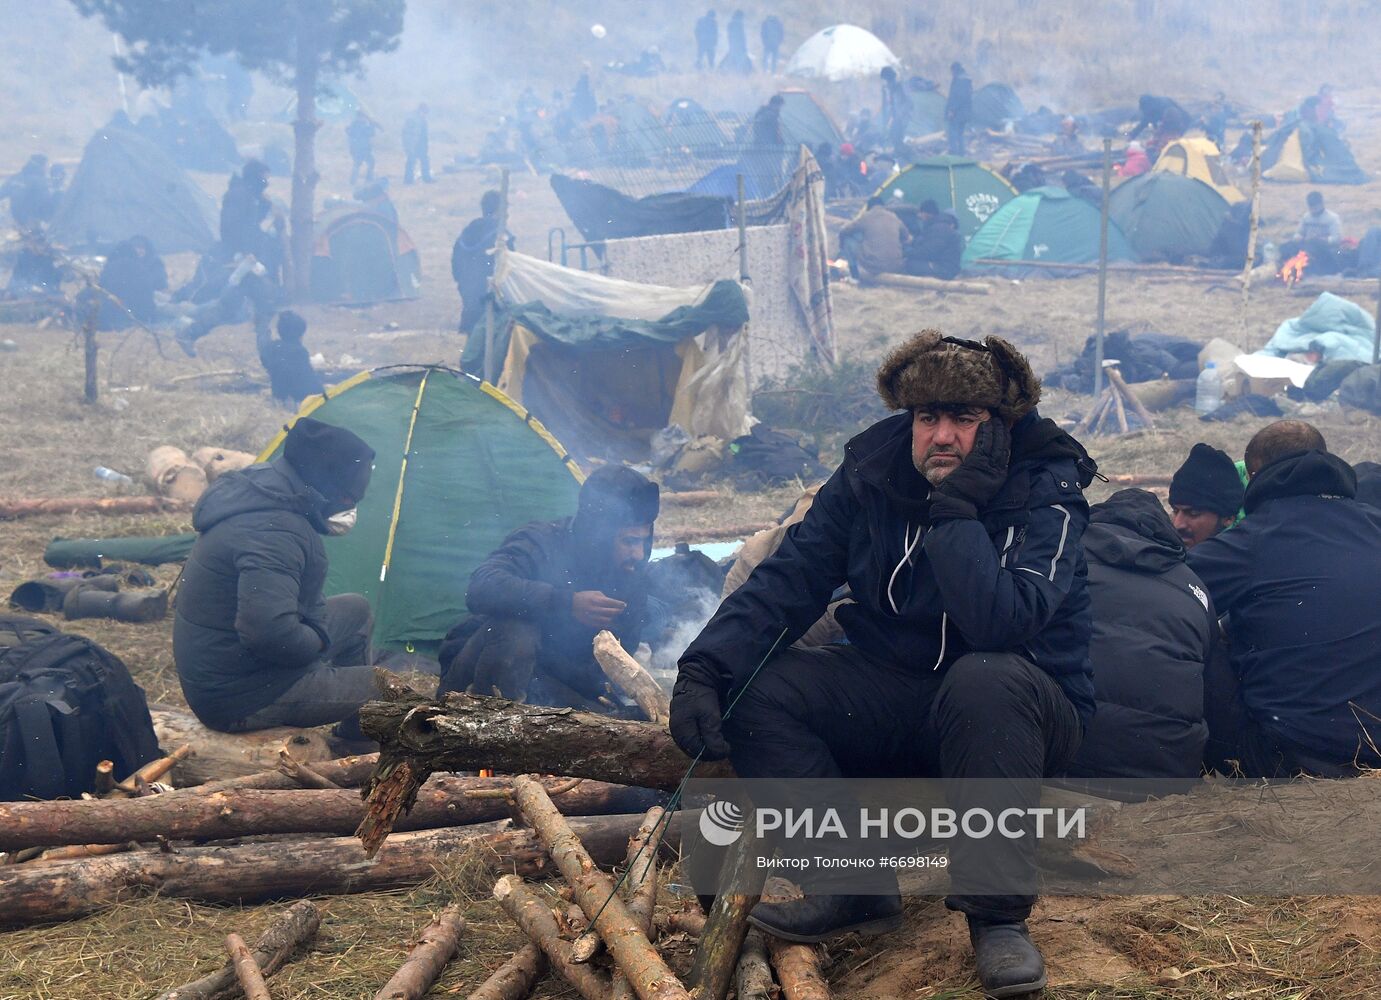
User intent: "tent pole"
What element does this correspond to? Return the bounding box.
[483,169,510,385]
[1373,277,1381,365]
[1093,138,1112,400]
[1241,121,1263,340]
[736,173,748,282]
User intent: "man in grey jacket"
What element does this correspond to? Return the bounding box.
[173,418,376,733]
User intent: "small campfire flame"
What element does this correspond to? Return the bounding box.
[1279,250,1310,286]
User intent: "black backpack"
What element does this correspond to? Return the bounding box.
[0,631,163,800]
[0,613,61,651]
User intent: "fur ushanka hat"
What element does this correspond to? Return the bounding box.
[875,330,1042,423]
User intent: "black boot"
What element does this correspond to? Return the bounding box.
[969,919,1047,998]
[9,575,116,613]
[63,586,168,623]
[748,893,902,943]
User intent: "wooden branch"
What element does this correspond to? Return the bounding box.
[766,937,829,1000]
[189,752,379,794]
[687,825,768,1000]
[734,930,776,1000]
[225,933,272,1000]
[0,496,190,520]
[0,775,646,849]
[870,272,991,295]
[0,812,681,927]
[1106,367,1158,430]
[658,911,706,938]
[374,904,467,1000]
[511,776,691,1000]
[492,875,612,1000]
[94,759,116,797]
[277,749,342,789]
[33,842,136,864]
[1103,474,1172,486]
[156,901,320,1000]
[593,631,671,725]
[112,744,194,795]
[358,695,730,852]
[467,943,547,1000]
[611,807,665,1000]
[661,491,721,506]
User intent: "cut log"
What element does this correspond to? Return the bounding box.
[0,775,649,849]
[511,776,690,1000]
[112,743,194,795]
[658,911,706,938]
[687,825,768,1000]
[734,930,776,1000]
[190,752,379,794]
[359,695,730,850]
[492,875,611,1000]
[150,707,334,787]
[871,272,992,295]
[765,938,829,1000]
[0,496,190,519]
[468,943,547,1000]
[374,904,466,1000]
[593,631,671,725]
[661,491,721,507]
[0,812,681,927]
[224,932,272,1000]
[94,759,116,796]
[156,900,320,1000]
[611,807,665,1000]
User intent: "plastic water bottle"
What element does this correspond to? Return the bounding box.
[93,466,135,487]
[1195,362,1223,417]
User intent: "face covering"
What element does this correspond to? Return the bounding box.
[325,507,358,536]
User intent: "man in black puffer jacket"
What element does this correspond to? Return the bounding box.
[671,331,1097,998]
[1189,420,1381,778]
[174,418,376,734]
[437,465,661,712]
[1061,489,1214,793]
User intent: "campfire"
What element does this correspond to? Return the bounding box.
[1279,250,1310,286]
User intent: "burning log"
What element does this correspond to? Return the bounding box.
[766,937,830,1000]
[468,943,547,1000]
[492,875,612,1000]
[373,905,467,1000]
[510,776,691,1000]
[358,695,730,852]
[593,631,671,725]
[734,930,776,1000]
[155,901,320,1000]
[224,933,272,1000]
[0,812,680,927]
[611,807,665,1000]
[0,775,647,849]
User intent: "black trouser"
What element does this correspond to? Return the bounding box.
[438,617,613,714]
[946,118,968,155]
[723,644,1081,923]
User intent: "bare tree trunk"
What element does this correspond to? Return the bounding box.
[289,1,322,301]
[467,943,547,1000]
[156,901,320,1000]
[373,905,467,1000]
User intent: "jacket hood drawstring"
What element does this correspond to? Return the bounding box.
[885,521,948,670]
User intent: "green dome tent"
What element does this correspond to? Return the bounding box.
[963,186,1134,274]
[906,87,947,134]
[972,83,1025,129]
[777,90,844,151]
[1109,173,1230,263]
[874,156,1018,238]
[258,366,583,655]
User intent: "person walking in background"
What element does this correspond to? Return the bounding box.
[452,190,514,336]
[346,111,378,184]
[760,14,784,73]
[694,10,718,70]
[945,62,973,155]
[402,103,432,185]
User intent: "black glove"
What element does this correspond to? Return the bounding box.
[928,418,1011,521]
[669,660,731,761]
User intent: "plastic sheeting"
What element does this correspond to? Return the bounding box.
[493,250,720,320]
[1262,292,1378,363]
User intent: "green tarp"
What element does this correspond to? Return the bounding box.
[45,534,196,569]
[261,367,583,654]
[778,90,844,151]
[963,185,1134,274]
[875,156,1018,238]
[1109,173,1230,263]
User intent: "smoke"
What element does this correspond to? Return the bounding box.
[650,585,721,675]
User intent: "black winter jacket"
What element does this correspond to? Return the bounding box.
[173,458,332,729]
[1188,450,1381,764]
[440,518,655,699]
[1062,490,1213,786]
[681,411,1098,725]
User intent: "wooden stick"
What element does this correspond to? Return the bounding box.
[94,759,116,797]
[870,273,991,295]
[467,943,547,1000]
[687,824,768,1000]
[277,749,342,789]
[1240,120,1263,340]
[190,752,379,794]
[510,776,691,1000]
[766,937,830,1000]
[112,744,194,796]
[611,807,665,1000]
[1106,367,1157,431]
[1111,381,1130,434]
[0,496,191,519]
[374,904,467,1000]
[492,875,611,1000]
[593,631,671,726]
[734,930,776,1000]
[661,491,722,506]
[33,842,135,864]
[1076,389,1112,435]
[157,901,320,1000]
[658,911,706,937]
[225,932,273,1000]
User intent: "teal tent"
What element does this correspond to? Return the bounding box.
[972,83,1025,129]
[778,90,844,151]
[1109,173,1230,263]
[963,186,1134,274]
[258,366,583,654]
[874,156,1018,238]
[906,87,947,134]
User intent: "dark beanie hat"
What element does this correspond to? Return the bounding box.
[574,465,660,534]
[1170,443,1243,516]
[283,417,375,504]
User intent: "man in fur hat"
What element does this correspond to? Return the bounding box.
[671,332,1097,997]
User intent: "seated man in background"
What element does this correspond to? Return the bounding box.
[904,209,964,280]
[839,196,909,282]
[1169,443,1244,548]
[174,418,378,735]
[257,309,324,407]
[438,465,661,713]
[1189,420,1381,777]
[1060,489,1214,792]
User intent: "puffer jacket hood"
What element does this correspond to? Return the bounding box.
[1244,449,1357,512]
[192,458,325,535]
[1086,488,1185,575]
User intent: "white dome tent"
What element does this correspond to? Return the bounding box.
[783,24,900,82]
